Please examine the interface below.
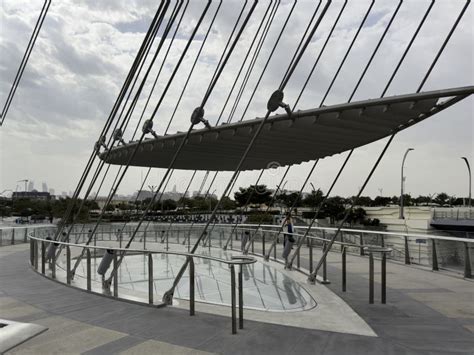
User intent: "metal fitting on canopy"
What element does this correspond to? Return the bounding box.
[191,106,211,129]
[142,119,158,138]
[267,90,292,117]
[113,128,126,145]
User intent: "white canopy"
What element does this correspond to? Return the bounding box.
[101,86,473,171]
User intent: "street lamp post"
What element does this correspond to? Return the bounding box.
[399,148,414,219]
[461,157,471,208]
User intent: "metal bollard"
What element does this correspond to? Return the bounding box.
[230,265,237,334]
[189,256,195,316]
[113,252,118,297]
[381,253,387,304]
[431,239,439,271]
[342,246,347,292]
[41,241,46,274]
[404,236,411,265]
[239,265,243,329]
[321,241,330,284]
[51,251,56,279]
[464,242,472,279]
[34,239,39,270]
[29,238,34,265]
[86,249,91,291]
[148,253,153,304]
[369,252,374,304]
[360,233,365,256]
[66,246,71,285]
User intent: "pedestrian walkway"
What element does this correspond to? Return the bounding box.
[1,243,473,354]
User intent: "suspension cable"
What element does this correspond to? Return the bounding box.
[1,0,51,125]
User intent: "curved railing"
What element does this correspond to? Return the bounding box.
[28,234,256,334]
[24,221,472,322]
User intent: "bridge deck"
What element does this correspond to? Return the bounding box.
[1,243,473,354]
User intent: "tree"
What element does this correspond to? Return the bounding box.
[434,192,449,206]
[220,196,236,210]
[354,196,373,207]
[302,189,324,207]
[277,192,302,208]
[234,185,272,207]
[320,196,346,224]
[372,196,391,206]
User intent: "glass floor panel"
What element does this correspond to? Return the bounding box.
[73,250,316,312]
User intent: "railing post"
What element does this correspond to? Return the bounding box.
[113,252,118,297]
[144,230,146,250]
[189,256,195,316]
[273,240,277,260]
[309,238,313,274]
[239,264,243,329]
[86,248,91,291]
[404,235,411,264]
[431,239,439,271]
[148,253,153,304]
[342,246,346,292]
[230,264,237,334]
[321,241,330,284]
[51,250,56,279]
[29,238,34,265]
[11,228,15,245]
[464,242,472,279]
[296,244,300,269]
[262,232,265,255]
[369,251,374,304]
[34,239,38,270]
[360,233,364,256]
[66,246,71,285]
[24,228,28,243]
[381,252,387,304]
[41,241,46,274]
[380,234,385,248]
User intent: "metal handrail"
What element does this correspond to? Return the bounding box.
[54,222,474,243]
[28,234,256,335]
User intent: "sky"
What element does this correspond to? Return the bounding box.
[0,0,473,200]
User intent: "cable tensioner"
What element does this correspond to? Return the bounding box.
[142,119,159,138]
[267,90,292,117]
[113,128,126,145]
[94,135,107,154]
[190,106,211,129]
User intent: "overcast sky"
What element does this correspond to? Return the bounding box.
[0,0,472,200]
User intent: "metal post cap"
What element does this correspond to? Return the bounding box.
[190,107,205,125]
[142,119,153,134]
[113,128,123,140]
[267,90,285,112]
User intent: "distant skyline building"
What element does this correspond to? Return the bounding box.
[27,180,34,192]
[49,188,55,195]
[42,182,48,192]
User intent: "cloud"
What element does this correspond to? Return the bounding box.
[0,0,472,201]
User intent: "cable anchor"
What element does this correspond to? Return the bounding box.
[142,119,158,138]
[113,128,126,145]
[267,90,292,117]
[94,135,107,155]
[190,106,211,129]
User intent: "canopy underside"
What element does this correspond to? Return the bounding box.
[100,86,473,171]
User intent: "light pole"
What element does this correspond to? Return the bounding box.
[461,157,471,208]
[399,148,414,219]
